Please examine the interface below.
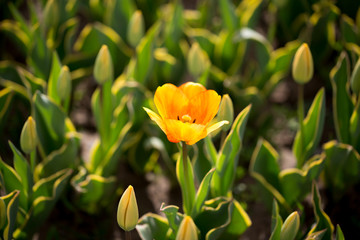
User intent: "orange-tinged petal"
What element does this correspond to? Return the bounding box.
[163,119,207,145]
[179,82,206,100]
[188,90,221,125]
[154,83,188,120]
[143,107,166,133]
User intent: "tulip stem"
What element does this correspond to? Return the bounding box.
[30,150,36,172]
[297,84,305,168]
[182,142,192,214]
[125,231,131,240]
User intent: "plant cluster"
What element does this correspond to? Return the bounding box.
[0,0,359,239]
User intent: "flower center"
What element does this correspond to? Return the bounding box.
[177,114,196,123]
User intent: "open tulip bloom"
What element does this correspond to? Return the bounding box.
[144,82,228,145]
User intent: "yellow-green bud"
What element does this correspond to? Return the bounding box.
[20,116,38,154]
[292,43,314,84]
[127,10,145,48]
[176,216,198,240]
[351,58,360,94]
[280,211,300,240]
[94,45,114,85]
[187,42,210,77]
[117,185,139,231]
[57,66,72,101]
[218,94,234,131]
[0,198,6,229]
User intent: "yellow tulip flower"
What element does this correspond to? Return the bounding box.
[292,43,314,84]
[144,82,228,145]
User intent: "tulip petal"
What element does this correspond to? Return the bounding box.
[188,90,221,125]
[163,119,207,145]
[154,83,188,120]
[179,82,206,99]
[143,107,166,133]
[206,120,229,135]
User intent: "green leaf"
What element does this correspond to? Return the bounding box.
[176,145,196,215]
[27,25,52,79]
[0,88,14,123]
[305,229,327,240]
[73,22,132,76]
[308,183,334,240]
[269,200,282,240]
[323,140,360,197]
[330,52,353,144]
[129,22,161,84]
[19,169,72,237]
[0,20,30,55]
[47,51,62,104]
[137,213,171,240]
[211,105,251,197]
[160,204,183,236]
[233,28,272,73]
[2,190,20,240]
[219,0,238,32]
[221,199,251,238]
[192,168,215,217]
[249,139,289,210]
[37,136,79,178]
[9,142,33,202]
[293,88,326,167]
[237,0,263,28]
[279,155,324,206]
[104,0,135,39]
[194,197,250,240]
[195,197,231,240]
[71,167,116,213]
[335,225,345,240]
[0,156,27,210]
[34,91,66,155]
[203,136,217,166]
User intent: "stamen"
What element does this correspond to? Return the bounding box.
[181,115,192,123]
[192,119,196,123]
[177,116,180,120]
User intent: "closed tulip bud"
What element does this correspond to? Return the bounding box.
[292,43,314,84]
[218,94,233,131]
[57,66,72,101]
[20,117,38,154]
[187,42,210,77]
[280,211,300,240]
[117,185,139,231]
[94,45,113,85]
[351,58,360,94]
[0,198,6,229]
[176,216,198,240]
[127,10,145,48]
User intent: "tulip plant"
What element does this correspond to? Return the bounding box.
[137,82,251,239]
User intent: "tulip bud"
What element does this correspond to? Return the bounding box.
[187,42,210,77]
[20,117,38,154]
[0,198,6,229]
[351,58,360,94]
[117,185,139,231]
[127,10,145,48]
[57,66,72,101]
[218,94,234,131]
[292,43,314,84]
[94,45,114,85]
[176,216,198,240]
[280,211,300,240]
